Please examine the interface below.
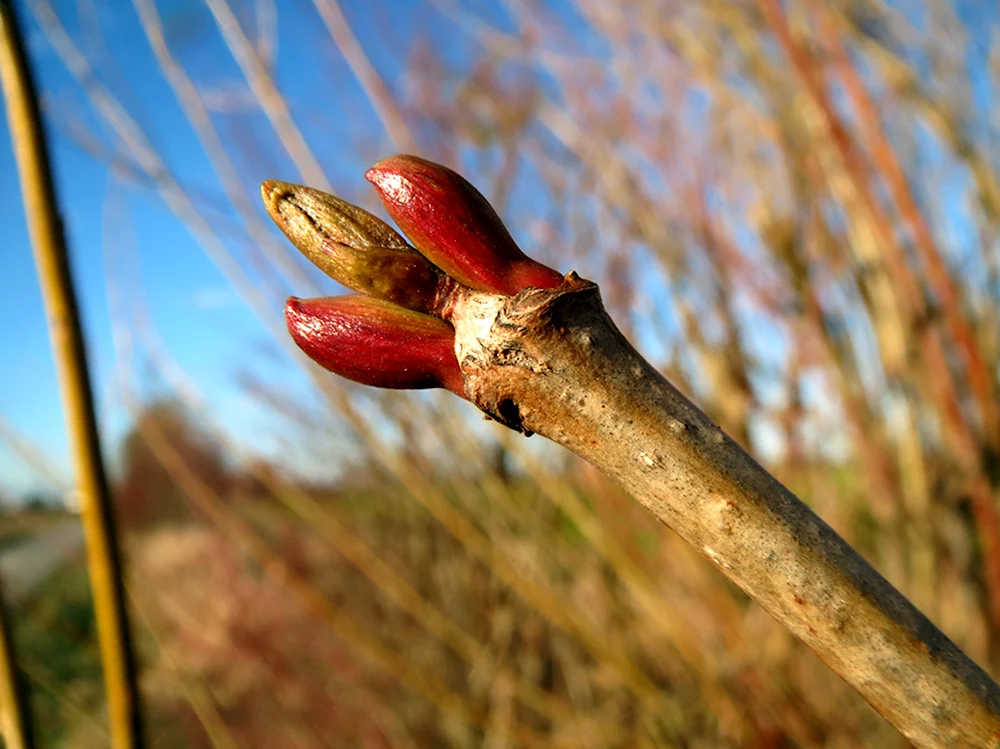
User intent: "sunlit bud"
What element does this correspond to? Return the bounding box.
[263,180,445,312]
[365,155,563,295]
[285,295,465,397]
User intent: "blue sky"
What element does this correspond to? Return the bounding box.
[0,0,469,498]
[2,0,612,499]
[3,1,989,499]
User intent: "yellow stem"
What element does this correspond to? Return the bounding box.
[0,576,33,749]
[0,2,144,747]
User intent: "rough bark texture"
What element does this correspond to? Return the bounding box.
[447,273,1000,749]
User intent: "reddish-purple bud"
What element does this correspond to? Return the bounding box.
[285,295,465,397]
[365,155,563,295]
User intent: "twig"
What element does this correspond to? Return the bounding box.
[203,0,330,189]
[0,575,33,749]
[0,2,144,748]
[124,397,554,748]
[130,0,319,297]
[0,414,70,491]
[18,658,109,741]
[126,588,238,749]
[755,0,1000,633]
[447,275,1000,748]
[275,159,1000,747]
[310,0,418,152]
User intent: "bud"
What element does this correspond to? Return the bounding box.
[262,180,446,312]
[365,155,563,295]
[285,295,465,397]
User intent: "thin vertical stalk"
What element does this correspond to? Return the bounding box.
[0,2,144,748]
[126,590,237,749]
[310,0,418,152]
[203,0,330,189]
[0,577,33,749]
[755,0,1000,627]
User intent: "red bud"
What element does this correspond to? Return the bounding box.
[285,295,464,397]
[365,155,563,295]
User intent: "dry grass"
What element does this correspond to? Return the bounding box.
[5,0,1000,745]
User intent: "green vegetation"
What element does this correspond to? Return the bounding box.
[0,511,72,552]
[13,560,104,747]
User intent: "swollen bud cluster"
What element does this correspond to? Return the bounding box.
[264,155,563,395]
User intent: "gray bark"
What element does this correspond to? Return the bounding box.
[447,273,1000,749]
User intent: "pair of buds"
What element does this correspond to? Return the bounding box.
[263,155,563,398]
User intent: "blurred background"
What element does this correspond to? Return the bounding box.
[1,0,999,746]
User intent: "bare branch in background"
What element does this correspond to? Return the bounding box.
[11,0,1000,745]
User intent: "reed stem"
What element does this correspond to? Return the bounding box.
[0,2,144,746]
